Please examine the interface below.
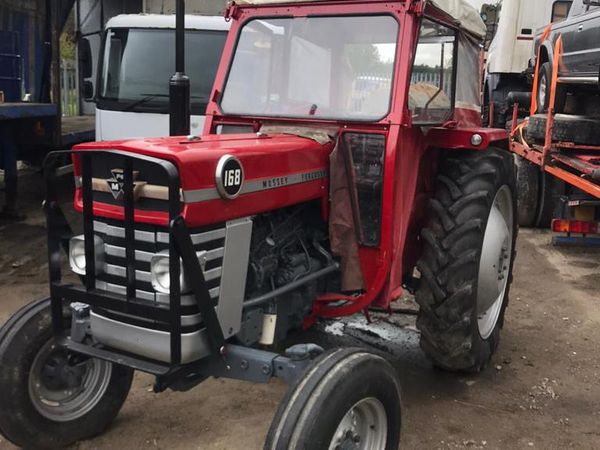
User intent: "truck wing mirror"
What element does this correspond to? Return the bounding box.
[78,38,93,79]
[82,80,94,102]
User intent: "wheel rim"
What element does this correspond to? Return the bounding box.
[538,73,547,110]
[28,338,113,422]
[328,397,388,450]
[476,185,514,340]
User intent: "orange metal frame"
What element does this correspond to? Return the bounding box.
[509,34,600,199]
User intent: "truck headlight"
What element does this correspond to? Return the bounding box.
[69,235,105,275]
[150,250,206,294]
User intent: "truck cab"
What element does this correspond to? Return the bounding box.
[92,14,229,140]
[484,0,573,126]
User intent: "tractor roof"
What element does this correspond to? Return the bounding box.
[235,0,486,39]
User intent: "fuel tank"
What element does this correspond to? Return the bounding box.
[73,133,334,226]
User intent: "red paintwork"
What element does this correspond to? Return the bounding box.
[74,0,505,320]
[73,134,333,226]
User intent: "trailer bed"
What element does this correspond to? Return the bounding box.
[510,121,600,199]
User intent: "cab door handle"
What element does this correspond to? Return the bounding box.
[578,25,584,31]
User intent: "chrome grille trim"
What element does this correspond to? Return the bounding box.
[105,264,153,283]
[105,244,154,262]
[104,263,221,285]
[156,227,226,245]
[94,220,227,247]
[96,280,155,302]
[96,280,219,305]
[94,220,155,243]
[93,219,225,304]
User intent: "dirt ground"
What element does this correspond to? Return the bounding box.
[0,169,599,450]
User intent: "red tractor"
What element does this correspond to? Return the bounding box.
[0,1,516,448]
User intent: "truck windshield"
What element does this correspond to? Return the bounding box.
[98,28,227,113]
[221,15,398,121]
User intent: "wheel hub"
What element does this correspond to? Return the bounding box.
[476,185,514,340]
[28,339,113,422]
[329,398,387,450]
[40,352,87,391]
[539,73,547,109]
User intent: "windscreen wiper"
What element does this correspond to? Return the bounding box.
[123,94,207,111]
[122,94,168,111]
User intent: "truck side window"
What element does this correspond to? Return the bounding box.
[410,19,457,125]
[552,1,572,22]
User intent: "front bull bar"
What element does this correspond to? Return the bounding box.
[43,149,318,390]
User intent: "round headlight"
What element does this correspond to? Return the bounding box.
[151,251,207,294]
[151,253,172,293]
[69,237,86,275]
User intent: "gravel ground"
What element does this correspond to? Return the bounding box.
[0,170,599,449]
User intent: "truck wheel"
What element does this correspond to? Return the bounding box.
[265,348,402,450]
[535,172,565,228]
[0,298,134,449]
[514,154,540,227]
[526,114,600,146]
[416,149,517,372]
[536,62,566,113]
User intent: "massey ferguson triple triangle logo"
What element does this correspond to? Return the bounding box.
[106,169,140,200]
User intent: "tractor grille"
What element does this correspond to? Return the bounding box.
[92,217,225,332]
[87,152,173,211]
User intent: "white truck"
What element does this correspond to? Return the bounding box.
[483,0,572,126]
[81,14,229,141]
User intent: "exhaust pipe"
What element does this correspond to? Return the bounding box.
[169,0,191,136]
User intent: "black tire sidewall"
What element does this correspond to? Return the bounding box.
[266,350,402,450]
[0,299,133,449]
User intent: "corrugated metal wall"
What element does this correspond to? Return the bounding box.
[0,0,46,101]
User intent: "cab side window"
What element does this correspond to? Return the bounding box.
[551,1,572,22]
[409,19,457,125]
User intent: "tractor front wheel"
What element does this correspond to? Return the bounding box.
[264,348,402,450]
[416,149,517,372]
[0,298,134,449]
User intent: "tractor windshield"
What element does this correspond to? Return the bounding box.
[221,15,398,121]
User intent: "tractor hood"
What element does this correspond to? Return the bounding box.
[73,133,334,226]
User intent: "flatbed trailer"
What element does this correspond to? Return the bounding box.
[509,37,600,243]
[510,115,600,200]
[0,103,95,159]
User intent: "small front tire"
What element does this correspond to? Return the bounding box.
[265,348,402,450]
[0,298,134,449]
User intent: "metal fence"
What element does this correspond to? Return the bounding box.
[411,70,452,97]
[60,60,78,116]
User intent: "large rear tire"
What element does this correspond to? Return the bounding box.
[0,298,134,449]
[265,348,402,450]
[416,149,517,372]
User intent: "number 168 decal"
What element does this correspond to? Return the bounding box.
[216,155,245,199]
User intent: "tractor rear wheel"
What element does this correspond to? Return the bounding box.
[265,348,402,450]
[416,149,517,372]
[0,298,134,449]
